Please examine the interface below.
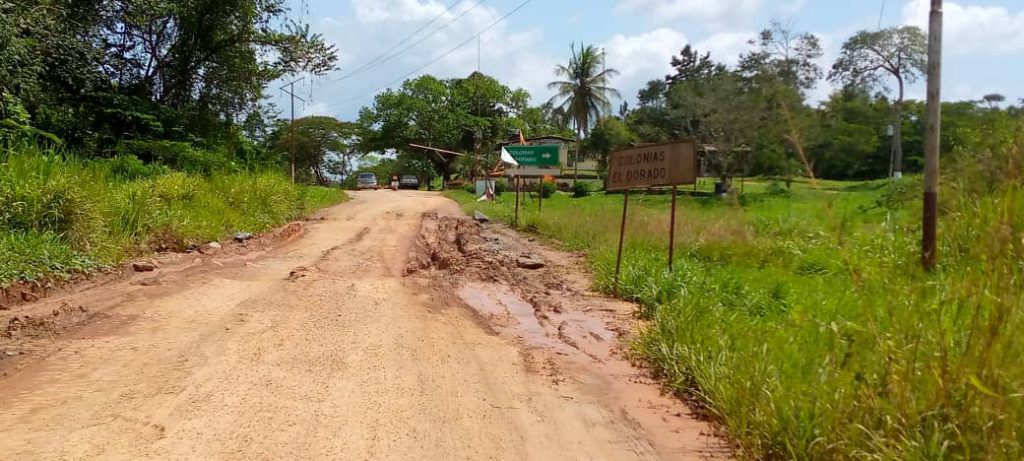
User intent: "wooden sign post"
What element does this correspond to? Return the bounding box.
[514,176,521,226]
[607,141,698,294]
[614,190,629,296]
[538,180,544,212]
[505,145,561,224]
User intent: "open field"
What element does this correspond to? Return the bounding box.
[450,169,1024,459]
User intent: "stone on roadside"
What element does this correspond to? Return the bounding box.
[516,254,545,270]
[201,241,222,254]
[132,261,158,272]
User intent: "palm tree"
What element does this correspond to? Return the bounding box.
[548,44,620,179]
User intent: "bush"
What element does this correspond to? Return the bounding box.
[538,180,556,198]
[765,180,790,196]
[119,140,233,174]
[107,154,168,180]
[572,181,590,198]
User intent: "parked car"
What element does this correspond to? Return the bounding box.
[399,175,420,190]
[356,172,378,190]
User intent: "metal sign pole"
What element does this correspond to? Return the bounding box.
[614,190,630,296]
[669,185,678,272]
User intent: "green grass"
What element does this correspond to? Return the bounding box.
[1,145,346,287]
[449,164,1024,459]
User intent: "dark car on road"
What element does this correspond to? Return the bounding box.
[399,175,420,190]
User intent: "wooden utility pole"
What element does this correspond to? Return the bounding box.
[923,0,943,270]
[280,78,306,183]
[613,190,629,296]
[669,186,677,272]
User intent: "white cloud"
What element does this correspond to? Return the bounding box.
[694,31,756,66]
[618,0,762,24]
[602,28,688,100]
[301,101,332,117]
[350,0,446,23]
[298,0,563,117]
[902,0,1024,54]
[780,0,808,15]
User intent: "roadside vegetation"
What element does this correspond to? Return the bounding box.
[1,1,345,288]
[1,144,344,287]
[451,140,1023,459]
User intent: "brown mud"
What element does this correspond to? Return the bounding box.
[405,213,729,460]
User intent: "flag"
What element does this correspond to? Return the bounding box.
[500,147,519,166]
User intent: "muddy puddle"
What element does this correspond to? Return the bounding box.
[408,213,729,460]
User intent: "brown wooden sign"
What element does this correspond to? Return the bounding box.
[607,141,697,191]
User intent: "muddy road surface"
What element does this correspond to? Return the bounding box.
[0,191,724,460]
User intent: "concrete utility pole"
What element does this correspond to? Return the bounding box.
[923,0,943,270]
[280,78,306,183]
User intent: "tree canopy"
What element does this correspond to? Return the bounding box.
[829,26,927,178]
[548,44,621,138]
[356,72,570,181]
[0,0,337,153]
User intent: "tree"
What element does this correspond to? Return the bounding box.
[829,26,927,179]
[739,21,824,92]
[548,43,621,178]
[811,88,889,179]
[0,1,44,118]
[668,72,760,190]
[666,45,727,85]
[358,73,539,183]
[738,20,824,183]
[271,116,360,185]
[585,117,636,174]
[637,80,668,108]
[1,0,338,153]
[982,93,1006,109]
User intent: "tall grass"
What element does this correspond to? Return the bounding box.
[450,147,1024,459]
[1,144,346,287]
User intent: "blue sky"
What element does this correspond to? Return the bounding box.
[276,0,1024,121]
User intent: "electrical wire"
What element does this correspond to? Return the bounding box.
[334,0,466,81]
[326,0,534,109]
[348,0,490,79]
[877,0,887,29]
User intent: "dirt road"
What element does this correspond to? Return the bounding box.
[0,191,722,460]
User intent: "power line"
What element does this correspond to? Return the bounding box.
[327,0,534,109]
[350,0,490,79]
[334,0,467,81]
[878,0,887,29]
[280,77,307,182]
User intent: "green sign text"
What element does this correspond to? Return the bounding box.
[506,145,560,167]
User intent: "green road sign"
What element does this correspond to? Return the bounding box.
[505,145,560,166]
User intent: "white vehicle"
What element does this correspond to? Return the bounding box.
[356,173,378,190]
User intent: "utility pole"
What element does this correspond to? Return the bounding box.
[280,78,306,183]
[923,0,943,270]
